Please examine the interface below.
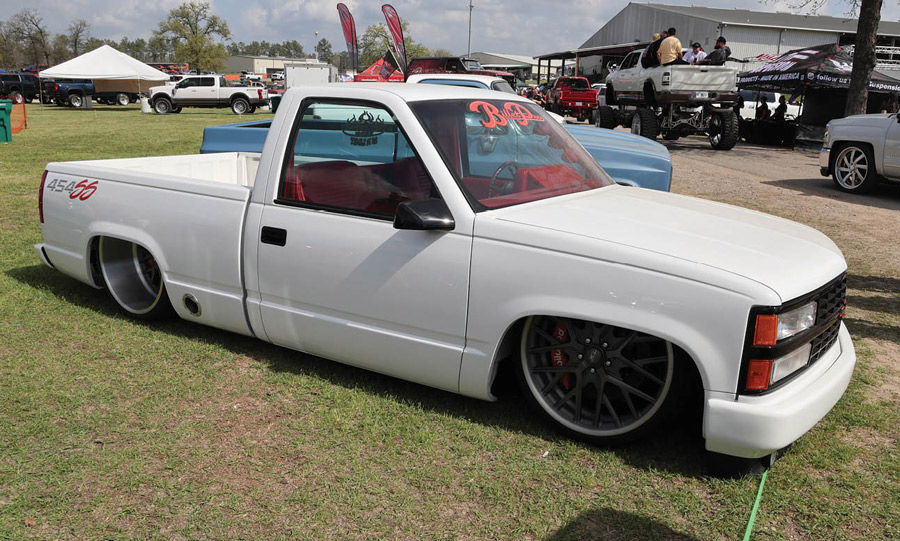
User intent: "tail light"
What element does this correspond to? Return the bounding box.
[39,170,47,223]
[258,88,263,99]
[54,84,59,91]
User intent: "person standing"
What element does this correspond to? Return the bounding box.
[684,42,707,64]
[658,28,685,65]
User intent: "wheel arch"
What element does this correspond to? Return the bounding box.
[230,93,250,103]
[473,306,715,404]
[829,139,880,175]
[85,225,171,285]
[642,79,657,105]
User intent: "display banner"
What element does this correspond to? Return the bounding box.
[379,49,400,79]
[381,4,407,74]
[336,3,359,71]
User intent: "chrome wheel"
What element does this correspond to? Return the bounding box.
[520,315,674,440]
[834,146,871,191]
[709,115,722,146]
[99,237,169,317]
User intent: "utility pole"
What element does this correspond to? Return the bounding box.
[467,1,474,56]
[315,30,319,60]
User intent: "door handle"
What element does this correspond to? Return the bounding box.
[261,226,287,246]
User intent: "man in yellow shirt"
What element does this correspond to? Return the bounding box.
[658,27,684,65]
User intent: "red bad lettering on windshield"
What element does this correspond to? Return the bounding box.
[469,101,545,128]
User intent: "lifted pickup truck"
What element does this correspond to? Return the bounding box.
[820,113,900,193]
[601,49,740,149]
[37,84,854,462]
[148,74,268,115]
[547,76,599,122]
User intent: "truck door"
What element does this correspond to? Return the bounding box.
[254,99,472,393]
[196,77,217,105]
[882,119,900,178]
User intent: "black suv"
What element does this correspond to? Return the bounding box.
[0,73,41,103]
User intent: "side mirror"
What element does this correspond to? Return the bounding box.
[393,199,455,231]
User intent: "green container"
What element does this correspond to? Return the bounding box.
[270,95,282,114]
[0,99,11,143]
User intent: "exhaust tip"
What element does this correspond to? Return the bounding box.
[182,294,201,317]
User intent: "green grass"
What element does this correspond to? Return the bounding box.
[1,104,898,539]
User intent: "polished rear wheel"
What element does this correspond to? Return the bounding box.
[98,237,174,320]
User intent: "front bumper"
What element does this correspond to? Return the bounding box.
[819,147,831,177]
[704,322,855,458]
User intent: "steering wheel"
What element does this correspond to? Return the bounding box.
[487,160,519,198]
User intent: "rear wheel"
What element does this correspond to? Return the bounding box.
[631,107,659,139]
[517,315,680,445]
[231,97,250,114]
[832,144,879,193]
[708,110,739,150]
[68,93,84,108]
[98,237,174,320]
[116,93,130,106]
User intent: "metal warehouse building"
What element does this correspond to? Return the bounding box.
[568,2,900,81]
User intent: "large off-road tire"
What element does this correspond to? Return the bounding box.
[231,97,250,115]
[832,144,879,193]
[631,107,659,140]
[708,109,739,150]
[516,315,684,446]
[153,98,172,114]
[68,93,84,108]
[605,85,617,106]
[595,105,619,129]
[116,93,130,106]
[98,237,175,321]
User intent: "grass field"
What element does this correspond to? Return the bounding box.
[0,103,897,539]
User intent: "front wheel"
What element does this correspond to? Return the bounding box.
[231,97,250,114]
[631,107,659,139]
[708,110,739,150]
[832,144,879,193]
[517,315,680,445]
[153,98,172,114]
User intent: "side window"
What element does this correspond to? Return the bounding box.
[279,101,438,219]
[1,75,17,82]
[200,77,215,87]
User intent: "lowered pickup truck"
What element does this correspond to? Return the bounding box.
[148,74,268,115]
[601,49,740,149]
[820,113,900,194]
[36,84,855,462]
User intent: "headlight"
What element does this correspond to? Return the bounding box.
[822,125,830,147]
[746,343,812,391]
[752,301,816,346]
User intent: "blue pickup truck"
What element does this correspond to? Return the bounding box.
[45,79,140,107]
[200,119,673,191]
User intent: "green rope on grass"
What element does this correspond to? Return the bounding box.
[742,468,770,540]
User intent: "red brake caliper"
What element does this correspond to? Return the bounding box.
[550,323,573,389]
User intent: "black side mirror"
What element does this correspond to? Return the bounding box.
[393,199,455,231]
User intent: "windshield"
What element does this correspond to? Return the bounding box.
[410,99,612,210]
[561,78,590,90]
[463,59,484,70]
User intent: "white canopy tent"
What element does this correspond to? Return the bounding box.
[39,45,168,94]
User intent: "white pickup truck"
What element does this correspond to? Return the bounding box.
[601,49,740,149]
[820,113,900,193]
[148,74,268,115]
[36,84,855,462]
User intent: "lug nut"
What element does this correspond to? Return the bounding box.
[585,338,591,344]
[602,342,609,348]
[589,367,596,374]
[605,360,612,367]
[577,354,583,360]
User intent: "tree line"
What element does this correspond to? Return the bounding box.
[0,2,455,74]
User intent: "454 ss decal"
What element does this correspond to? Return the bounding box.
[46,178,99,201]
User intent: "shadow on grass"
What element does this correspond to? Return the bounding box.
[548,507,701,540]
[845,274,900,345]
[9,263,758,479]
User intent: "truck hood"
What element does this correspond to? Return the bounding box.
[566,126,671,190]
[829,112,894,128]
[483,186,845,302]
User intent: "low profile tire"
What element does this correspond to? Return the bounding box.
[832,144,879,193]
[171,106,182,114]
[517,315,681,446]
[153,98,172,114]
[631,107,659,140]
[116,93,130,106]
[68,93,84,108]
[231,97,250,114]
[98,237,174,320]
[247,105,257,114]
[708,110,739,150]
[595,105,619,129]
[24,97,33,104]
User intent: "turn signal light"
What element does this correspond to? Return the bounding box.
[39,170,47,223]
[753,314,778,346]
[746,359,773,391]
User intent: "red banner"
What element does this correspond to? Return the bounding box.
[381,4,407,74]
[336,3,359,71]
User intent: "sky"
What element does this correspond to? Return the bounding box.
[1,0,898,58]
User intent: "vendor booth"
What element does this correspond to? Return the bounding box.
[738,43,900,147]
